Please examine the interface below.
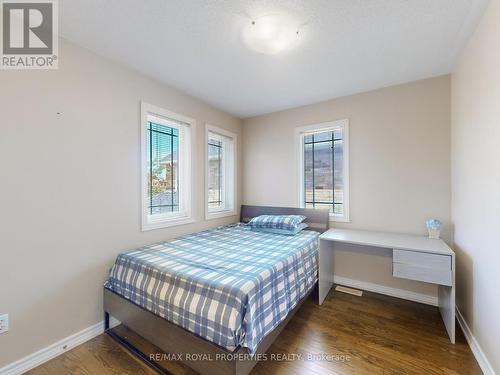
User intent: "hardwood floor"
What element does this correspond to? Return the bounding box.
[27,288,481,375]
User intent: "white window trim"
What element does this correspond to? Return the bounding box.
[295,119,350,223]
[205,124,237,220]
[140,101,196,231]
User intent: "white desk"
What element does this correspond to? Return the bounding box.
[319,228,456,343]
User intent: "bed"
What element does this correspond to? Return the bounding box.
[103,205,329,375]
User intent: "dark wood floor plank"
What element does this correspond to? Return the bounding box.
[26,288,481,375]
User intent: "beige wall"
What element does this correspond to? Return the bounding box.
[451,0,500,372]
[0,38,242,367]
[243,76,451,298]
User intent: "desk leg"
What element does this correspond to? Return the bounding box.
[438,255,455,343]
[318,240,335,305]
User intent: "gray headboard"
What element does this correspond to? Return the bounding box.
[240,205,330,233]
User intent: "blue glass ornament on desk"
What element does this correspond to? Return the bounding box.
[426,219,442,239]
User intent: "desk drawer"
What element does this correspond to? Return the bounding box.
[393,249,451,269]
[393,249,452,286]
[393,262,452,286]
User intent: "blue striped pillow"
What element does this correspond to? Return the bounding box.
[251,222,309,236]
[248,215,306,231]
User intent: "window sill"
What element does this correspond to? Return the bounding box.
[142,216,195,231]
[329,213,350,223]
[206,209,237,221]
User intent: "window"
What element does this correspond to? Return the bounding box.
[206,125,236,219]
[141,102,194,230]
[297,119,349,222]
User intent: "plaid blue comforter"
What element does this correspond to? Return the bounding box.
[104,224,319,352]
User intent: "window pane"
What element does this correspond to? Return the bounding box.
[313,130,333,142]
[303,128,344,216]
[207,129,235,215]
[314,140,333,206]
[315,203,333,212]
[333,129,342,140]
[147,122,179,215]
[334,139,344,208]
[304,134,313,143]
[304,143,314,204]
[151,206,175,215]
[208,136,223,209]
[333,203,343,215]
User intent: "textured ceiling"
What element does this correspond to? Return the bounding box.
[59,0,489,118]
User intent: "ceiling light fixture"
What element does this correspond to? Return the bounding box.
[243,14,299,55]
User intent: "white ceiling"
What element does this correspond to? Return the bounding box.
[59,0,488,118]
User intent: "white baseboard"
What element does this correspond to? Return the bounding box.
[456,307,496,375]
[0,317,120,375]
[333,275,438,306]
[0,323,103,375]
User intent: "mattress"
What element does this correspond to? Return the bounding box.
[104,223,319,352]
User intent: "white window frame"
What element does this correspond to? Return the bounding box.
[205,124,237,220]
[295,119,350,222]
[140,101,195,231]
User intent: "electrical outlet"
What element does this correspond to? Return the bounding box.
[0,314,9,334]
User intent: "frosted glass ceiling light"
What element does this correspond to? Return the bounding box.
[243,14,299,55]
